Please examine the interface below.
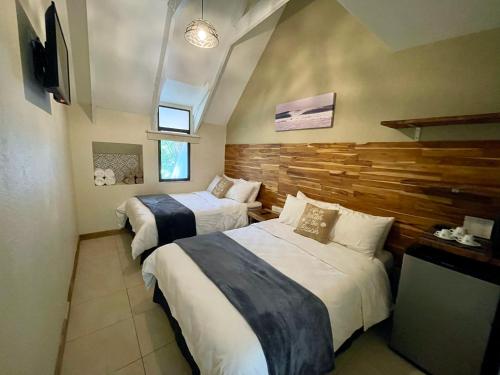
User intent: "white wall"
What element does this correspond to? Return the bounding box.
[68,105,226,234]
[0,0,78,373]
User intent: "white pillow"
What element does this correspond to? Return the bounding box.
[241,179,262,203]
[223,175,240,184]
[225,180,255,203]
[331,206,394,257]
[278,195,308,227]
[207,175,222,192]
[296,191,340,211]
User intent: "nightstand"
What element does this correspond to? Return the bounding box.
[248,208,279,224]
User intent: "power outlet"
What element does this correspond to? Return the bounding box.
[271,205,283,214]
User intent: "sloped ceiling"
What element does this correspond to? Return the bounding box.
[85,0,287,129]
[337,0,500,51]
[86,0,166,114]
[83,0,500,130]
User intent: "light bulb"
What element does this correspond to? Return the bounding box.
[197,28,207,41]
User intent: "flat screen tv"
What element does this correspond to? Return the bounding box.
[44,2,70,105]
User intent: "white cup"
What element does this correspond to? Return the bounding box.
[452,226,466,238]
[435,229,453,239]
[461,234,475,244]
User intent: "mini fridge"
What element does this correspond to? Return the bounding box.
[390,245,500,375]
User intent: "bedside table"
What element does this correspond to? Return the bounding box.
[248,208,279,224]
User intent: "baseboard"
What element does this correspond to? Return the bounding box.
[54,237,81,375]
[79,228,125,241]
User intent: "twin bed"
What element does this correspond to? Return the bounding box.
[116,180,394,375]
[117,190,249,260]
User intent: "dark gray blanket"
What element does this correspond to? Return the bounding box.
[136,194,196,247]
[174,232,335,375]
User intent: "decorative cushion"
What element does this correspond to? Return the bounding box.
[278,195,308,227]
[294,203,338,244]
[207,175,222,192]
[211,177,234,198]
[225,180,255,203]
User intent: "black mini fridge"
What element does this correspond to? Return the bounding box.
[390,245,500,375]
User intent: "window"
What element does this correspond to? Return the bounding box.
[158,105,191,181]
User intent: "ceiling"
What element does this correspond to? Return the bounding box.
[86,0,166,114]
[82,0,500,130]
[337,0,500,51]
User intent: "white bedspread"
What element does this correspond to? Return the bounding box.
[143,219,392,375]
[116,191,248,259]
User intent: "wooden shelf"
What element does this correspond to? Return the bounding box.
[381,112,500,129]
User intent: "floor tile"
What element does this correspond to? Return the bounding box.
[79,235,118,259]
[62,318,141,375]
[115,232,133,255]
[72,253,126,305]
[127,284,156,315]
[142,343,191,375]
[134,307,175,356]
[113,359,145,375]
[67,290,132,341]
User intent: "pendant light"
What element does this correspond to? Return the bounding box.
[184,0,219,49]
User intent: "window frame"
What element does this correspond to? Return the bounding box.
[157,105,191,182]
[157,105,191,134]
[158,141,191,182]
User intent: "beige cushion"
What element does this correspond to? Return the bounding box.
[211,177,233,198]
[294,203,338,244]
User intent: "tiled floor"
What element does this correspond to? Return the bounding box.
[62,233,423,375]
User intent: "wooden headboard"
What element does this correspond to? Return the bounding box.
[225,141,500,262]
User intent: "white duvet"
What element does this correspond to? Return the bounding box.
[116,191,248,259]
[143,219,392,375]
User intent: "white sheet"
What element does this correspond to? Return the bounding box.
[143,219,392,375]
[116,191,248,259]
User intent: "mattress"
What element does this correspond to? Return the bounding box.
[143,219,392,374]
[116,191,248,258]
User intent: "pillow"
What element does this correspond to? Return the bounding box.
[296,191,340,211]
[207,175,222,192]
[278,195,308,227]
[331,206,394,257]
[225,180,255,203]
[223,175,240,184]
[211,177,234,198]
[294,203,338,244]
[243,179,262,203]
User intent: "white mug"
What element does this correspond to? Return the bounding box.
[435,229,453,239]
[461,234,475,244]
[452,226,466,238]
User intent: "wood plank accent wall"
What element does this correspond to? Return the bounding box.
[225,141,500,261]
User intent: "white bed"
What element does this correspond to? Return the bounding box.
[143,219,392,375]
[116,191,249,259]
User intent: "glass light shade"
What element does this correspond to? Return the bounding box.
[185,19,219,48]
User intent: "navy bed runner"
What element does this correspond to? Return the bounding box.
[136,194,196,247]
[174,232,335,375]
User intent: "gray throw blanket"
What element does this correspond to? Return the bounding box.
[136,194,196,247]
[175,232,335,375]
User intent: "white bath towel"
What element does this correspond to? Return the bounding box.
[94,168,105,178]
[105,176,116,185]
[95,176,105,186]
[104,168,115,178]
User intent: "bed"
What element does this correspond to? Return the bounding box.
[116,191,250,259]
[142,219,393,374]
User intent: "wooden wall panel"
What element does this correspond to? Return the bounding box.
[225,141,500,261]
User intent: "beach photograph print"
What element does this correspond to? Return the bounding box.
[275,92,336,131]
